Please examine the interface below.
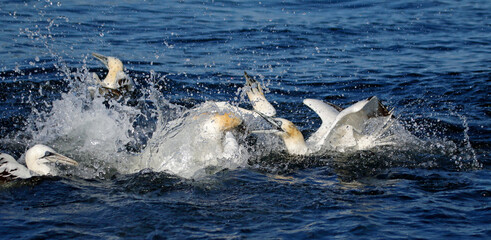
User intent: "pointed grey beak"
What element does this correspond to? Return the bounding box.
[252,110,283,134]
[251,129,283,134]
[92,52,109,68]
[44,152,79,166]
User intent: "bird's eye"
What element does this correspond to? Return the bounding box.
[43,151,54,158]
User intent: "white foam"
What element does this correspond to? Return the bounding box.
[135,102,251,179]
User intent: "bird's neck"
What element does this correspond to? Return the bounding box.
[103,69,121,88]
[281,128,309,155]
[26,160,52,176]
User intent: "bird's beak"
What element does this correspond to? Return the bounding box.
[252,110,283,134]
[244,71,264,94]
[251,129,282,134]
[44,152,79,166]
[92,52,109,68]
[244,71,254,86]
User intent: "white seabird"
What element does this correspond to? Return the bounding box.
[199,112,244,159]
[256,96,394,155]
[136,106,246,179]
[304,96,394,152]
[243,73,394,155]
[0,144,78,181]
[91,52,134,96]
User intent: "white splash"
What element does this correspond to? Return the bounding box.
[134,101,251,179]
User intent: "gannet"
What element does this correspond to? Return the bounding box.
[167,111,243,178]
[304,96,393,151]
[137,106,246,179]
[91,52,134,97]
[0,144,78,181]
[243,73,394,154]
[201,112,243,140]
[255,96,393,155]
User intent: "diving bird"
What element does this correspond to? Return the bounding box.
[204,112,242,137]
[243,73,394,155]
[136,103,247,179]
[254,114,310,155]
[256,96,394,155]
[0,144,78,181]
[90,52,134,96]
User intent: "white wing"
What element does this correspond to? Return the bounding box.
[0,153,31,180]
[244,72,276,117]
[332,96,389,132]
[116,71,134,89]
[315,96,391,149]
[303,99,340,146]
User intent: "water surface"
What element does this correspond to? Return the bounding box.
[0,0,490,239]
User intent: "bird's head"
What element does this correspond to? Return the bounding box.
[25,144,78,176]
[252,112,308,155]
[256,116,303,140]
[212,113,243,132]
[92,53,130,89]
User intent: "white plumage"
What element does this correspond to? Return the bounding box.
[90,53,134,97]
[244,73,394,155]
[0,144,78,181]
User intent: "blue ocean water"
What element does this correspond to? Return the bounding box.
[0,0,490,239]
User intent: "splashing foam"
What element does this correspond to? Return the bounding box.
[24,77,142,178]
[135,102,251,179]
[22,64,253,179]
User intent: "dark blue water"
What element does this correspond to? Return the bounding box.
[1,0,490,239]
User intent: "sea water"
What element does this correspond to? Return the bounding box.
[0,0,489,239]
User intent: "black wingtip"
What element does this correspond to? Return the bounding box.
[368,96,391,117]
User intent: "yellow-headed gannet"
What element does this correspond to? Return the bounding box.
[0,144,78,181]
[136,105,245,179]
[91,52,134,96]
[253,112,309,155]
[199,112,243,144]
[242,72,394,155]
[255,96,393,155]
